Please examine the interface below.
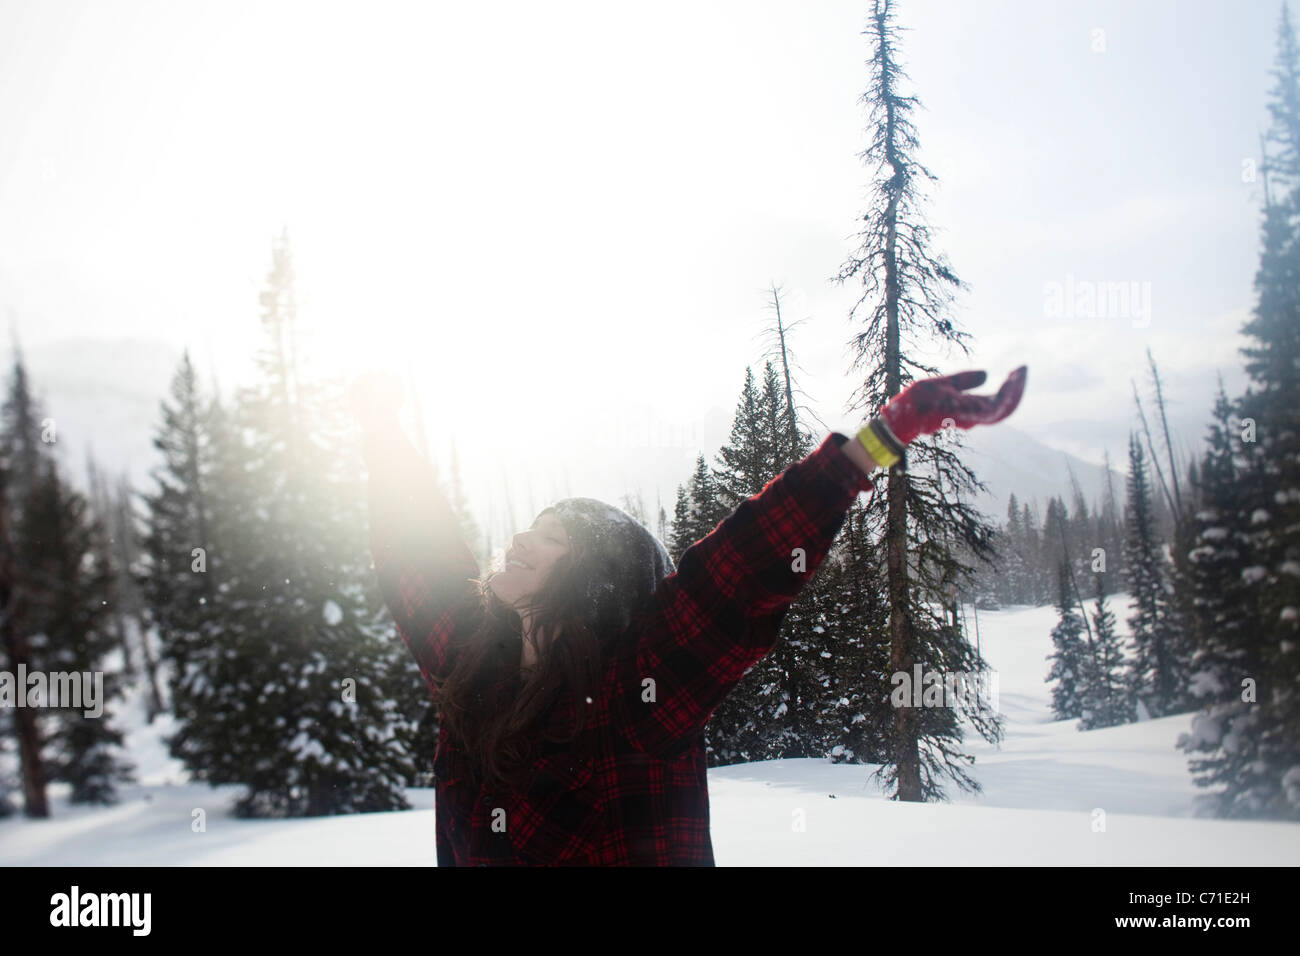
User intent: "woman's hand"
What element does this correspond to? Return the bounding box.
[348,371,404,427]
[879,365,1027,445]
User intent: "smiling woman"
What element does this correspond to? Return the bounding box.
[490,511,573,670]
[351,361,1026,866]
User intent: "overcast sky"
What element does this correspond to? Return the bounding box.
[0,0,1281,542]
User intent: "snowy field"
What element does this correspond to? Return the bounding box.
[2,600,1298,865]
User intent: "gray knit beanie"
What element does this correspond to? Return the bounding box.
[537,497,676,639]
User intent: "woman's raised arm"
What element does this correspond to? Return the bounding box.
[610,430,877,759]
[352,374,481,694]
[611,365,1027,759]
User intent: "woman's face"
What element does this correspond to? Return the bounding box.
[488,511,572,609]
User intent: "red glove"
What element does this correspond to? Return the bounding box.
[857,366,1027,467]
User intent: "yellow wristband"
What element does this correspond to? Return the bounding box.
[856,422,901,469]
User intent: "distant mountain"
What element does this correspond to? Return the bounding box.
[953,422,1126,523]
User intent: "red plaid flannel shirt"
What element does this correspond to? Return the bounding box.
[364,420,875,866]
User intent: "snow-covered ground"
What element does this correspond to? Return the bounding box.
[2,601,1297,865]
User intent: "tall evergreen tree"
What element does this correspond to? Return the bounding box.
[0,458,46,817]
[140,351,217,728]
[0,347,55,817]
[21,458,134,803]
[1178,3,1300,819]
[153,233,422,816]
[1122,433,1187,719]
[703,366,786,763]
[833,0,1003,801]
[712,367,771,513]
[997,493,1025,604]
[1177,379,1268,811]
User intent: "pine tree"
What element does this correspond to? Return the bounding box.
[669,484,693,559]
[21,458,134,803]
[140,351,218,728]
[703,366,785,763]
[156,232,421,816]
[0,341,50,505]
[1177,379,1267,810]
[998,493,1025,604]
[0,347,54,817]
[712,367,771,513]
[1078,573,1131,730]
[0,458,46,817]
[833,0,1003,801]
[817,501,894,763]
[1176,3,1300,819]
[1045,562,1088,721]
[1021,502,1043,604]
[1123,433,1187,719]
[674,454,726,556]
[720,362,835,762]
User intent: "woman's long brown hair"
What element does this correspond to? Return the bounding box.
[431,534,604,791]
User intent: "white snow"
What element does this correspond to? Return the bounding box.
[322,600,343,626]
[1242,566,1268,584]
[2,601,1298,865]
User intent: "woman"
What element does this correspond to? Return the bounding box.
[350,365,1027,866]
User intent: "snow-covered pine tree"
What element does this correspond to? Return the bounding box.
[1122,432,1187,719]
[817,500,893,763]
[759,296,891,763]
[703,364,783,763]
[1078,573,1131,730]
[1185,2,1300,819]
[672,453,726,557]
[160,231,421,817]
[141,351,219,731]
[742,363,842,760]
[1045,561,1088,721]
[0,346,56,817]
[669,484,693,560]
[21,457,135,803]
[1177,379,1267,811]
[833,0,1003,801]
[712,366,769,515]
[1076,572,1128,728]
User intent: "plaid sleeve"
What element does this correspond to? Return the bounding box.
[362,417,481,693]
[613,432,876,758]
